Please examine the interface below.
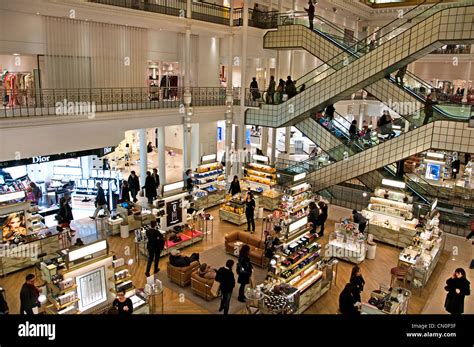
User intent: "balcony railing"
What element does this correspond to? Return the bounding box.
[191,1,230,25]
[431,44,472,54]
[0,87,236,118]
[89,0,187,17]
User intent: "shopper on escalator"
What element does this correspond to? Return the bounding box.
[423,94,438,125]
[349,120,358,144]
[395,65,407,86]
[378,111,396,139]
[325,104,335,121]
[304,0,315,31]
[250,77,260,101]
[276,79,285,104]
[267,76,276,104]
[286,76,297,99]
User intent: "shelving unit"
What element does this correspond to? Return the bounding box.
[194,155,226,209]
[244,162,277,194]
[219,194,248,225]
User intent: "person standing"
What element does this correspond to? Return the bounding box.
[91,182,110,219]
[267,75,276,104]
[395,65,407,86]
[349,120,358,144]
[285,76,297,99]
[244,192,256,233]
[20,274,40,315]
[147,141,153,153]
[423,94,438,125]
[304,0,315,30]
[184,169,193,193]
[451,158,461,179]
[0,288,9,314]
[352,209,368,233]
[250,77,260,101]
[143,171,157,204]
[237,245,253,303]
[228,175,241,196]
[308,201,320,234]
[152,168,160,196]
[120,180,131,202]
[350,265,365,303]
[127,171,140,203]
[444,268,470,314]
[145,220,165,277]
[316,201,328,236]
[325,104,335,121]
[58,193,74,228]
[339,283,360,315]
[216,259,236,315]
[276,78,285,104]
[112,289,133,315]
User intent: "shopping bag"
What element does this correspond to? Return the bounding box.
[210,281,220,297]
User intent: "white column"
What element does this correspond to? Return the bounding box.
[261,127,269,155]
[285,127,291,155]
[157,127,166,185]
[225,4,234,178]
[183,22,192,170]
[271,128,277,164]
[462,61,472,103]
[237,0,249,177]
[190,123,200,169]
[139,128,147,186]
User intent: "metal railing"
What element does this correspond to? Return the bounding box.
[0,86,233,117]
[191,1,230,25]
[89,0,187,17]
[432,44,472,54]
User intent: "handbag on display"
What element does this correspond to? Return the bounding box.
[210,281,220,297]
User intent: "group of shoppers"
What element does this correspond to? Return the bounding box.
[250,75,305,104]
[121,169,161,205]
[307,201,329,236]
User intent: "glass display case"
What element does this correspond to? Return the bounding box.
[279,182,314,225]
[327,222,367,264]
[219,193,259,226]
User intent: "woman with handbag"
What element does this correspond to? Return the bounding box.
[237,245,253,303]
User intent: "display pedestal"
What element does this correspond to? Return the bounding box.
[261,195,282,211]
[368,224,417,248]
[296,279,330,314]
[120,224,129,239]
[194,190,226,210]
[219,209,247,225]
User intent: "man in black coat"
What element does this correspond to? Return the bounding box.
[216,259,236,315]
[145,220,165,277]
[127,171,140,203]
[91,182,110,219]
[20,274,40,314]
[152,168,160,196]
[143,171,157,204]
[304,0,315,30]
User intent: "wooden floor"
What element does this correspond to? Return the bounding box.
[0,205,470,315]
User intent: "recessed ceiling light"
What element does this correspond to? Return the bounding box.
[85,18,89,21]
[12,53,20,56]
[36,12,40,15]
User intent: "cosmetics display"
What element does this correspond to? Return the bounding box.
[361,285,411,314]
[243,162,277,194]
[398,225,445,288]
[219,193,259,225]
[327,222,367,264]
[193,159,226,209]
[362,188,418,248]
[279,182,314,225]
[456,160,473,189]
[261,188,283,211]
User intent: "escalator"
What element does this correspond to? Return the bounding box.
[245,2,474,128]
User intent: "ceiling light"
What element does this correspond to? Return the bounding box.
[36,12,40,15]
[12,53,20,56]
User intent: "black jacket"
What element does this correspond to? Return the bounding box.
[264,236,281,258]
[127,175,140,191]
[96,187,107,206]
[325,105,335,119]
[445,277,470,314]
[121,186,131,202]
[316,204,328,225]
[237,255,253,285]
[20,283,39,314]
[339,289,360,315]
[353,212,367,226]
[308,207,320,226]
[144,176,157,199]
[216,267,236,293]
[146,228,165,252]
[350,275,365,303]
[58,200,73,224]
[229,181,241,196]
[152,173,160,187]
[169,255,191,267]
[245,198,256,216]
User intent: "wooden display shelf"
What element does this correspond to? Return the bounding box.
[109,264,128,272]
[48,283,78,296]
[48,295,79,310]
[283,257,320,283]
[277,243,320,272]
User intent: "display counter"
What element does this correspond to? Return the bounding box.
[398,229,445,288]
[328,223,366,264]
[194,189,226,210]
[219,194,259,225]
[363,210,418,248]
[260,189,282,211]
[361,286,411,314]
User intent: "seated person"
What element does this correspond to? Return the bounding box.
[198,263,216,279]
[169,249,199,267]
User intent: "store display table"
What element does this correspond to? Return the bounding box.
[327,240,366,264]
[194,190,226,210]
[260,194,282,211]
[219,209,247,225]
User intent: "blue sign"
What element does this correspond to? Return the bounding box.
[217,127,223,142]
[246,129,251,145]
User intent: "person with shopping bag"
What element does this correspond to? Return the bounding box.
[215,259,236,315]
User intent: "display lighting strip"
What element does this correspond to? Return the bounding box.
[252,154,270,164]
[426,152,445,159]
[163,181,184,193]
[201,154,217,163]
[0,191,26,202]
[290,182,310,191]
[68,240,107,262]
[293,172,306,182]
[424,159,445,165]
[288,216,308,233]
[381,179,406,189]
